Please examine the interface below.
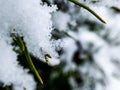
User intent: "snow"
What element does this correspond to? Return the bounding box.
[0,0,59,89]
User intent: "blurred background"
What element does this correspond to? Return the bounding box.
[35,0,120,90]
[39,0,120,90]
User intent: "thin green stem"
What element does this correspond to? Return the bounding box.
[24,46,43,84]
[17,36,25,51]
[111,6,120,12]
[69,0,106,24]
[17,36,43,84]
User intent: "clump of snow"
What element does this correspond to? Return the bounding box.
[61,38,77,72]
[52,11,71,31]
[0,0,58,62]
[0,0,59,89]
[47,57,60,66]
[0,38,36,90]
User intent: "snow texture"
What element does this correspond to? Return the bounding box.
[0,0,58,90]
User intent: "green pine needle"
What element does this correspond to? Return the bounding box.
[69,0,106,24]
[17,36,43,85]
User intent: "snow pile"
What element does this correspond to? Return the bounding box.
[0,0,59,90]
[0,38,36,90]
